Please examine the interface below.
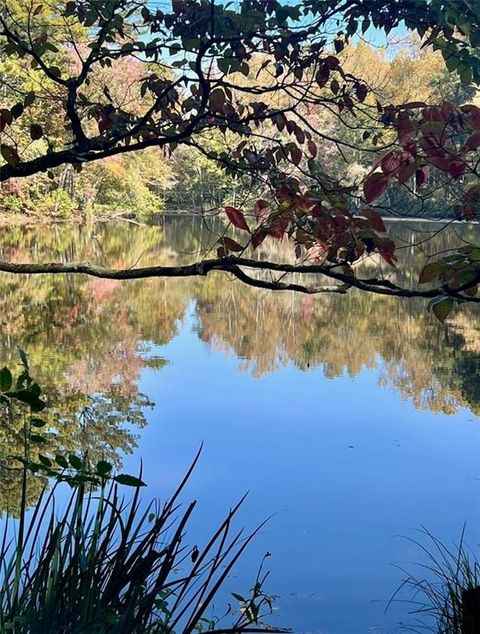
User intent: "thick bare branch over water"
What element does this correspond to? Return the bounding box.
[0,256,477,303]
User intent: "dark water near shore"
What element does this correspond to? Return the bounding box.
[0,217,479,633]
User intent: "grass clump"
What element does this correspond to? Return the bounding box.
[0,450,280,634]
[391,527,480,633]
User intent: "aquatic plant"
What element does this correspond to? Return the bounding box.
[391,527,480,634]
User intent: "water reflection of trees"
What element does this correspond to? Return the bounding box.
[0,223,190,510]
[0,219,477,496]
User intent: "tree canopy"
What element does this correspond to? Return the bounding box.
[1,0,480,320]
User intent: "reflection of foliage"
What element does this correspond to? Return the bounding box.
[0,218,478,443]
[187,220,480,414]
[0,367,152,514]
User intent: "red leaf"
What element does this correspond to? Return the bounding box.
[397,112,415,147]
[461,131,480,153]
[398,159,417,183]
[363,172,389,204]
[415,165,430,187]
[461,104,480,130]
[220,237,244,252]
[371,150,393,171]
[290,145,302,165]
[294,126,305,144]
[307,140,317,157]
[364,209,386,232]
[225,206,250,232]
[378,238,397,266]
[268,217,288,239]
[447,160,465,179]
[380,151,403,176]
[324,55,340,69]
[315,66,330,87]
[98,116,113,134]
[333,215,349,233]
[251,228,268,248]
[253,199,269,221]
[355,83,368,103]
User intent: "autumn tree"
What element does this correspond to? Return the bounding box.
[0,0,480,321]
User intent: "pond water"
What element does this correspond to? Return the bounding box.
[0,216,479,633]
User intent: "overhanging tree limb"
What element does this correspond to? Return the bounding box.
[0,256,477,302]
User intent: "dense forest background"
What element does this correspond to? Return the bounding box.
[1,35,477,220]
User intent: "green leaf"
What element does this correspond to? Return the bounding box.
[31,418,46,427]
[468,248,480,262]
[428,296,454,323]
[29,383,42,398]
[24,92,36,107]
[460,66,473,85]
[419,260,445,284]
[217,56,242,75]
[30,399,46,412]
[113,474,146,487]
[0,367,12,392]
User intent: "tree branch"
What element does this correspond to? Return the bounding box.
[0,256,477,303]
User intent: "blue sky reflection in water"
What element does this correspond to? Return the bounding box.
[0,218,478,633]
[124,304,480,634]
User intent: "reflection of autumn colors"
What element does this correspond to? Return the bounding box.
[0,218,477,487]
[0,222,188,510]
[191,218,480,415]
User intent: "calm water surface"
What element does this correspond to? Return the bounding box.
[0,217,479,633]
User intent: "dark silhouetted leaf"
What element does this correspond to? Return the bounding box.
[96,460,113,476]
[114,474,146,487]
[1,144,20,167]
[68,454,83,470]
[30,124,43,141]
[0,367,12,392]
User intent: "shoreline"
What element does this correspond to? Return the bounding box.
[0,210,476,227]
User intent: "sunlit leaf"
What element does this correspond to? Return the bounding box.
[225,206,250,232]
[363,172,389,204]
[428,296,454,322]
